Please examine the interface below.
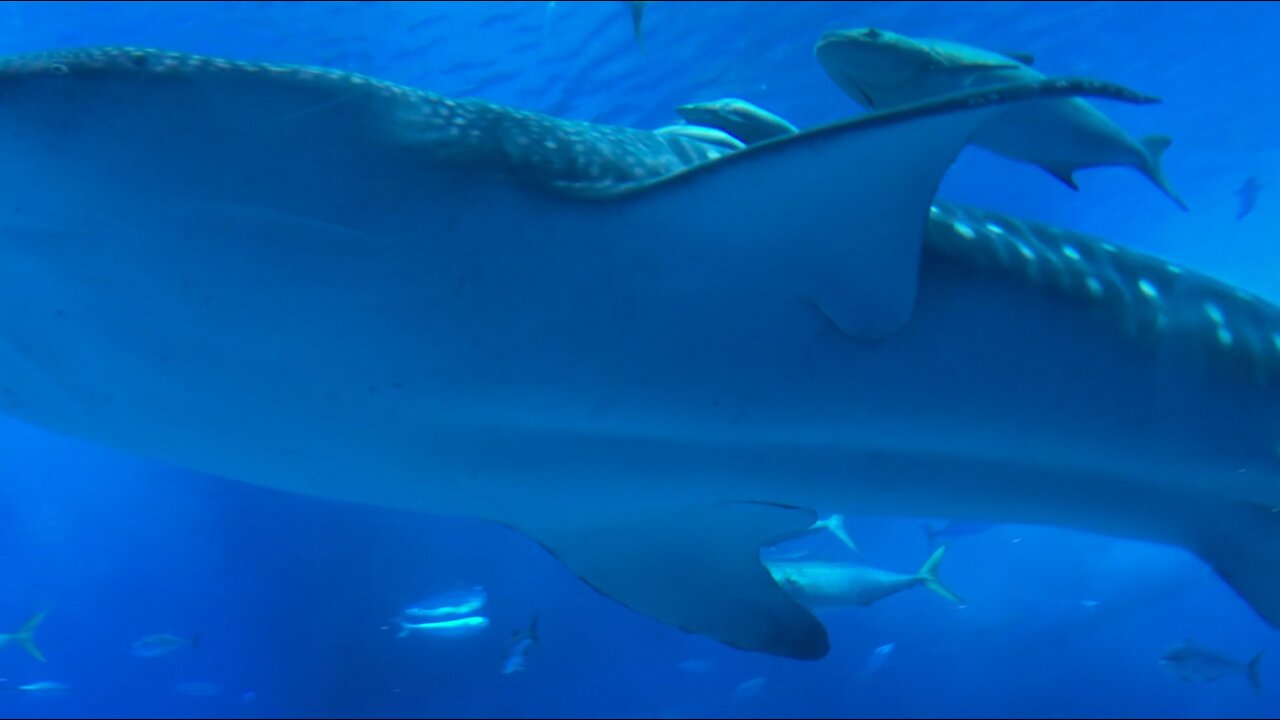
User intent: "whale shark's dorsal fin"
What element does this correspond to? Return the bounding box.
[600,77,1157,341]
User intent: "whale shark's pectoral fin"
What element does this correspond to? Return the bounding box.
[509,501,829,660]
[1043,164,1081,191]
[1193,501,1280,631]
[613,78,1157,341]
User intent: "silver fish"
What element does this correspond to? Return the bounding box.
[1159,640,1263,691]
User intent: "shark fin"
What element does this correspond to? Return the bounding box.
[1191,501,1280,637]
[510,501,829,660]
[998,50,1036,66]
[1138,135,1190,212]
[629,1,646,48]
[1043,164,1081,191]
[917,546,964,604]
[922,523,941,548]
[813,514,861,555]
[621,78,1157,341]
[15,611,47,663]
[1248,651,1264,693]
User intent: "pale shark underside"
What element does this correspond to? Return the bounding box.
[0,47,1274,660]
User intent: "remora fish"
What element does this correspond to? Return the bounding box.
[815,27,1189,211]
[674,98,799,146]
[654,125,746,153]
[0,46,1263,662]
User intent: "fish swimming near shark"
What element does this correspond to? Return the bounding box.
[814,27,1189,211]
[674,98,799,146]
[1159,640,1263,692]
[765,546,963,609]
[0,612,47,662]
[396,616,490,638]
[0,45,1271,662]
[654,125,745,153]
[1236,176,1263,220]
[131,633,199,659]
[403,586,488,619]
[0,680,70,697]
[501,615,540,674]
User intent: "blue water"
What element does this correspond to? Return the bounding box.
[0,1,1277,717]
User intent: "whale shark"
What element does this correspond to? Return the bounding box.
[0,46,1270,661]
[815,27,1190,211]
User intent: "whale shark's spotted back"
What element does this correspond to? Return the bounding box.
[926,202,1280,387]
[0,46,727,197]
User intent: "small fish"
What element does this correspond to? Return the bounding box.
[396,615,489,638]
[404,586,488,619]
[1236,176,1263,220]
[860,642,896,678]
[0,611,48,662]
[767,545,963,609]
[501,615,540,674]
[176,681,220,697]
[1159,640,1263,692]
[13,680,69,697]
[654,125,746,153]
[732,676,766,700]
[130,632,199,658]
[922,521,993,548]
[677,658,714,674]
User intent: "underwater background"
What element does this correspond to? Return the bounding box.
[0,1,1277,717]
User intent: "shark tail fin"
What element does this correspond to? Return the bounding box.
[1139,135,1190,212]
[1248,651,1264,693]
[922,523,941,549]
[629,1,645,48]
[817,514,861,556]
[16,611,47,662]
[917,547,964,605]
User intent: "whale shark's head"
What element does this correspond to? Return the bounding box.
[815,27,1029,110]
